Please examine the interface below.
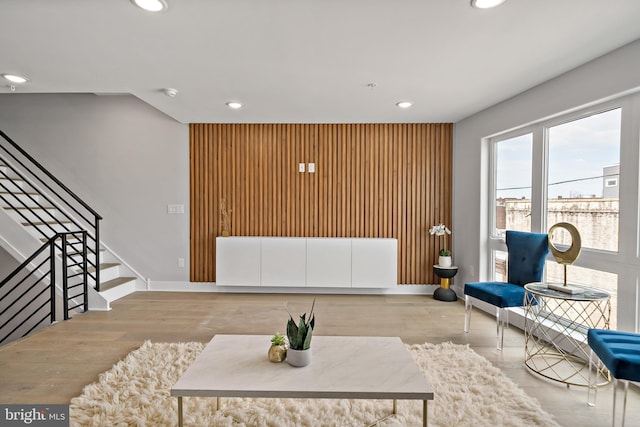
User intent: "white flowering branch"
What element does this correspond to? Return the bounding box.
[429,224,452,256]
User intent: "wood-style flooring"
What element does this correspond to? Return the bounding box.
[1,292,638,426]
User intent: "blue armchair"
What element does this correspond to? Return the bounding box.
[464,230,549,350]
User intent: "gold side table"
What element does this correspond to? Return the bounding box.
[523,282,611,387]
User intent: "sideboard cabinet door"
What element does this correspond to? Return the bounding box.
[306,238,352,287]
[261,238,307,287]
[216,237,261,286]
[352,239,397,288]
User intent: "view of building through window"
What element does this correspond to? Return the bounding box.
[494,133,532,236]
[546,108,621,251]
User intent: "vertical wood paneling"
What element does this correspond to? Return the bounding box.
[189,123,452,284]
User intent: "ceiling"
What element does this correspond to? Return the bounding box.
[2,0,640,124]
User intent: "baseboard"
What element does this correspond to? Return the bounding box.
[147,281,440,295]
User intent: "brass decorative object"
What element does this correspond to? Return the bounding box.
[268,344,287,363]
[219,198,231,237]
[268,332,287,363]
[548,222,581,290]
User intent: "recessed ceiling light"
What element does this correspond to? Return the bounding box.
[471,0,506,9]
[131,0,168,12]
[2,74,29,84]
[396,101,413,109]
[226,101,243,110]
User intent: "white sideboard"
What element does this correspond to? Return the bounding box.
[216,237,397,288]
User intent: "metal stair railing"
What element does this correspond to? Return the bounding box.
[0,231,89,345]
[0,129,102,291]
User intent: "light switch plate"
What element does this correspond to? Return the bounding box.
[298,163,305,173]
[168,204,184,214]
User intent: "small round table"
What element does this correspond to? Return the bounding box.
[432,265,458,302]
[523,282,611,387]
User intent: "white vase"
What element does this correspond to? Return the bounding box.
[287,348,312,367]
[438,256,452,267]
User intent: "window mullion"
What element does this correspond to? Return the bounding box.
[530,127,546,234]
[617,96,639,262]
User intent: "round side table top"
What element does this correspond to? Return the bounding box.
[432,265,458,278]
[524,282,610,301]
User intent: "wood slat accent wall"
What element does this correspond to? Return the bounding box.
[190,123,452,285]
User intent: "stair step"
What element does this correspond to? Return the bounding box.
[0,177,24,189]
[0,191,41,207]
[68,248,104,258]
[87,262,119,274]
[4,208,59,226]
[21,220,73,227]
[101,262,120,269]
[4,206,54,210]
[40,234,82,242]
[4,206,57,216]
[100,277,136,293]
[87,263,121,282]
[22,221,73,227]
[69,254,103,265]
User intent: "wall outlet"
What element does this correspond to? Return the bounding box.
[178,258,185,268]
[308,162,315,173]
[298,163,305,173]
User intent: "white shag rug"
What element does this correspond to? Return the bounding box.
[70,341,561,427]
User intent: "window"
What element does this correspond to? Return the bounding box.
[546,109,621,252]
[494,133,532,237]
[487,102,629,329]
[493,250,507,282]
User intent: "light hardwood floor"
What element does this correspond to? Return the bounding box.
[1,292,638,426]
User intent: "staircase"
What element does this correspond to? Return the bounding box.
[0,131,143,313]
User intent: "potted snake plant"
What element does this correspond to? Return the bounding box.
[285,298,315,367]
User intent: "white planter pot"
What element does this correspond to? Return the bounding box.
[438,256,452,267]
[287,348,312,367]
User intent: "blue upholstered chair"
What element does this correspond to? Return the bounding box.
[587,329,640,427]
[464,230,549,350]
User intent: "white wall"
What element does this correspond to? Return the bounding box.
[0,246,19,278]
[0,94,190,282]
[453,39,640,330]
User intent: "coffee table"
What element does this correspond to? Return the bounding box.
[171,335,434,426]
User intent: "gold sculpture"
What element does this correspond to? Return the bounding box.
[548,222,581,290]
[220,198,231,237]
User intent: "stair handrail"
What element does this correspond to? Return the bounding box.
[0,231,88,345]
[0,130,102,290]
[0,130,102,220]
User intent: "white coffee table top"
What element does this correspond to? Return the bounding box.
[171,335,433,401]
